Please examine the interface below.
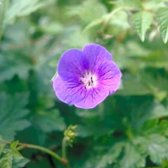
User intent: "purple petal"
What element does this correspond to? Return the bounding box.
[74,86,109,109]
[52,43,122,109]
[52,74,86,105]
[58,49,85,81]
[83,43,112,70]
[98,61,122,93]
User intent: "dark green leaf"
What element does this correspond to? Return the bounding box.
[33,110,66,133]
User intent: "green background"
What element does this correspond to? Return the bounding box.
[0,0,168,167]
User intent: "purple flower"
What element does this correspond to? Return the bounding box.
[52,43,122,109]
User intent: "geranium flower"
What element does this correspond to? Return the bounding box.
[52,43,122,109]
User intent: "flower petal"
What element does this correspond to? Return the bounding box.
[74,87,109,109]
[97,61,122,93]
[52,43,122,109]
[83,43,112,70]
[58,49,86,81]
[52,75,86,105]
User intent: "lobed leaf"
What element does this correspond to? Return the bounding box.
[4,0,53,25]
[0,53,32,82]
[157,7,168,43]
[0,93,30,140]
[0,0,9,37]
[131,11,153,41]
[0,141,29,168]
[32,110,66,133]
[139,134,168,164]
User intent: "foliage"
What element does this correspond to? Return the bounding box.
[0,93,30,140]
[0,140,29,168]
[0,0,168,168]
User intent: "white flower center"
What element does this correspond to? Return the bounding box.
[80,71,98,89]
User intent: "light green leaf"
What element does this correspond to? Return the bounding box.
[4,0,52,25]
[67,0,107,24]
[83,18,103,32]
[83,7,127,32]
[0,143,6,156]
[0,0,9,37]
[119,142,145,168]
[112,0,142,9]
[0,141,29,168]
[157,7,168,43]
[142,134,168,164]
[131,11,153,41]
[61,26,90,48]
[0,152,12,168]
[12,154,29,168]
[0,93,30,140]
[143,0,164,11]
[40,22,63,35]
[149,102,168,119]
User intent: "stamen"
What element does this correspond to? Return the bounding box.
[80,71,98,89]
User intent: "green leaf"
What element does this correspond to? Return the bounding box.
[0,53,32,82]
[143,0,164,11]
[113,0,142,9]
[61,26,89,48]
[83,7,128,33]
[118,68,168,97]
[131,11,153,41]
[118,142,145,168]
[96,142,124,168]
[83,140,146,168]
[4,0,53,25]
[0,0,9,37]
[117,73,151,96]
[131,102,168,131]
[148,102,168,119]
[76,105,118,137]
[141,134,168,164]
[0,152,12,168]
[0,93,30,140]
[12,154,29,168]
[0,141,29,168]
[157,7,168,43]
[83,18,103,32]
[0,144,6,156]
[32,110,66,133]
[67,0,107,24]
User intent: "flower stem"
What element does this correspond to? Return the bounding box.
[62,138,67,159]
[21,143,65,163]
[61,138,71,168]
[0,140,68,166]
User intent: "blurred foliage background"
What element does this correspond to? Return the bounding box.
[0,0,168,168]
